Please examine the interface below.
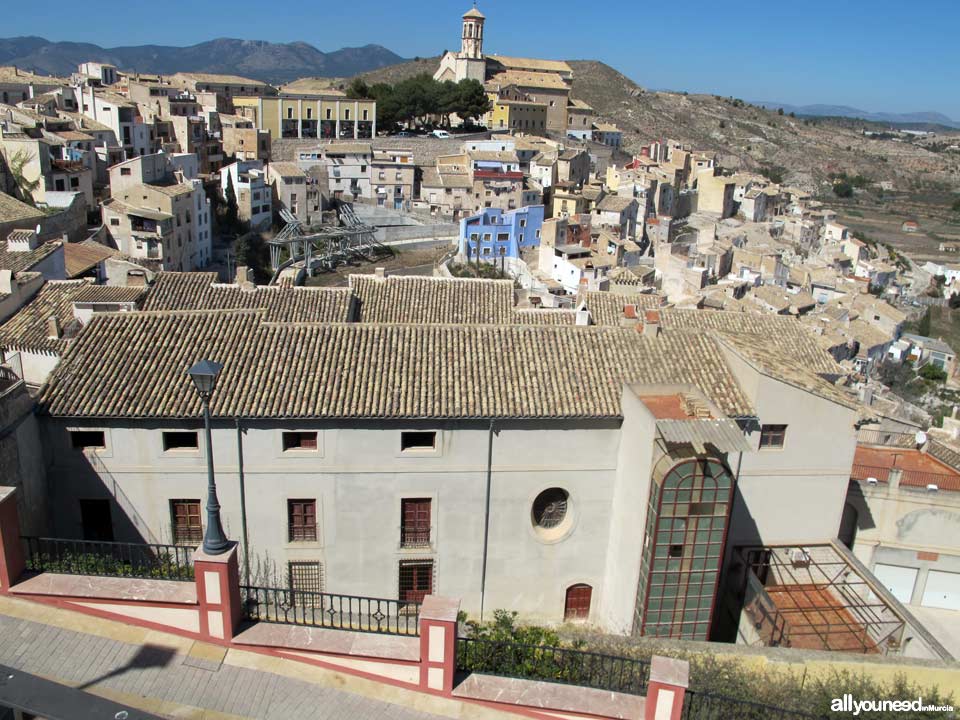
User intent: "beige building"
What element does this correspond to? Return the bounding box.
[219,115,271,162]
[371,149,416,210]
[233,94,376,141]
[0,126,94,208]
[169,73,277,110]
[266,162,321,225]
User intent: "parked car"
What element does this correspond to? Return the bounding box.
[432,129,451,139]
[393,130,414,138]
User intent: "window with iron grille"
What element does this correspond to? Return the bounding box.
[399,560,433,604]
[401,499,431,547]
[759,424,788,449]
[532,488,569,529]
[170,499,202,545]
[282,431,318,452]
[288,561,323,606]
[287,499,317,542]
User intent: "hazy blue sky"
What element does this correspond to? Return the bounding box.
[6,0,959,118]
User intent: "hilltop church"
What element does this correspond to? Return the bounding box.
[434,5,575,133]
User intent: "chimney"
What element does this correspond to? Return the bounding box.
[374,267,386,279]
[234,265,253,286]
[47,315,62,339]
[0,269,11,295]
[575,301,591,326]
[643,309,661,338]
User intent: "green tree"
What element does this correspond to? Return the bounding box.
[952,197,960,212]
[454,78,491,123]
[777,107,784,115]
[223,173,239,232]
[833,181,854,198]
[918,308,932,336]
[346,78,371,99]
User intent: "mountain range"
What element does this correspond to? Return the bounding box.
[750,101,960,129]
[0,36,408,84]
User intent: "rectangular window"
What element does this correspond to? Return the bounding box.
[401,431,436,452]
[306,107,312,119]
[71,430,105,449]
[80,499,113,542]
[170,499,202,544]
[344,109,351,120]
[288,499,318,542]
[401,499,431,547]
[288,560,323,603]
[399,560,433,604]
[162,431,199,451]
[759,424,787,449]
[287,108,293,119]
[282,431,318,451]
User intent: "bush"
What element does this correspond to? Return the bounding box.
[920,364,948,382]
[833,182,854,198]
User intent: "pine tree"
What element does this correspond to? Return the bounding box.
[224,173,239,232]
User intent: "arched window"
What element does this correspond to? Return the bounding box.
[565,584,592,620]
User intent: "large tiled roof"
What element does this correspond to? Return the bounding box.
[141,272,354,323]
[715,334,859,411]
[585,292,664,327]
[350,275,514,324]
[487,56,572,75]
[659,308,841,376]
[39,310,753,420]
[0,239,61,274]
[0,280,85,354]
[486,71,569,91]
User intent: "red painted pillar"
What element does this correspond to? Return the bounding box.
[418,595,460,695]
[193,543,242,643]
[645,656,689,720]
[0,487,25,592]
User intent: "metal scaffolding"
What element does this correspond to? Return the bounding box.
[267,205,389,283]
[736,544,905,654]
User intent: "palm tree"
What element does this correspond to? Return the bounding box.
[8,150,40,206]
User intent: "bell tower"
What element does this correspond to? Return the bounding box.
[460,5,485,60]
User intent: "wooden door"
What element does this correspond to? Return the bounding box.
[564,583,592,620]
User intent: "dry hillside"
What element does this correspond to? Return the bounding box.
[567,61,959,192]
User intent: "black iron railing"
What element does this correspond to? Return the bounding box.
[240,585,421,636]
[22,536,195,581]
[682,690,827,719]
[456,637,651,695]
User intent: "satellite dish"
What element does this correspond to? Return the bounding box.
[915,430,927,446]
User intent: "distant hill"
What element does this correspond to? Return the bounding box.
[750,101,960,129]
[0,36,408,84]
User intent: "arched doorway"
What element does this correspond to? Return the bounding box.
[564,584,592,620]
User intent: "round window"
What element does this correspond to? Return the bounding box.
[532,488,569,529]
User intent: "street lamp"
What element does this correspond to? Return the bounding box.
[188,359,230,555]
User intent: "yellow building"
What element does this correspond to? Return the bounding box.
[232,93,377,140]
[485,98,548,132]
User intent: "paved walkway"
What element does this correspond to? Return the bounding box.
[0,597,513,720]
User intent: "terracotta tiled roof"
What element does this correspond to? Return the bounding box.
[141,272,354,323]
[659,309,841,376]
[63,240,117,278]
[39,310,753,419]
[0,280,85,354]
[0,240,61,274]
[72,285,145,304]
[585,292,664,327]
[350,275,514,324]
[513,308,577,325]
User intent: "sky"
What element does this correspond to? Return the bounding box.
[6,0,960,118]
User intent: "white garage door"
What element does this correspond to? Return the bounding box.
[921,570,960,610]
[872,563,918,604]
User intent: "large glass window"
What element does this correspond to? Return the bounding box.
[636,458,732,641]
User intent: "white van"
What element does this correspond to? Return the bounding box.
[432,129,451,139]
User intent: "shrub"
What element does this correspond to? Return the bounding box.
[920,364,948,382]
[833,182,854,198]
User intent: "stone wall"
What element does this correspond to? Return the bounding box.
[272,132,493,167]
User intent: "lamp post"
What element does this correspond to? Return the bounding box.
[188,359,230,555]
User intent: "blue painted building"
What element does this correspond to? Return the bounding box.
[458,205,544,259]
